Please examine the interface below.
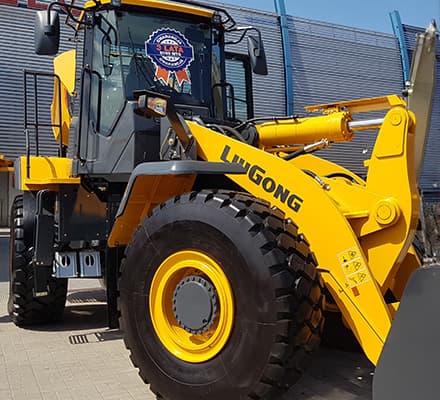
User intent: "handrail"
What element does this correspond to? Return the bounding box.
[24,70,63,178]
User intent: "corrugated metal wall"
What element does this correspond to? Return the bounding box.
[403,24,440,196]
[288,16,404,176]
[213,3,405,176]
[213,2,287,117]
[0,2,436,185]
[0,3,76,160]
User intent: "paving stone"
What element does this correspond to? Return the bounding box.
[0,389,13,400]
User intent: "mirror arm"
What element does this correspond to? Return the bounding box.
[226,26,262,48]
[46,1,93,29]
[64,10,89,27]
[225,29,248,45]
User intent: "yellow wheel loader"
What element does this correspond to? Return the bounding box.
[7,0,438,398]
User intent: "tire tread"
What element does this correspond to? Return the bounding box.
[119,190,325,400]
[8,195,67,326]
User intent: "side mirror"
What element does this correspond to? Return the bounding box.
[35,10,60,55]
[247,35,268,75]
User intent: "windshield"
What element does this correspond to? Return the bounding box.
[114,10,219,106]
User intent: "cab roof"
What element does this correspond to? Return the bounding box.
[84,0,214,19]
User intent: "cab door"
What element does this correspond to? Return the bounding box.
[225,52,254,121]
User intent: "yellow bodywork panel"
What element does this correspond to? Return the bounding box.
[290,154,366,186]
[17,156,80,191]
[54,50,76,94]
[84,0,213,18]
[0,155,13,172]
[389,245,421,301]
[51,50,76,146]
[108,174,195,247]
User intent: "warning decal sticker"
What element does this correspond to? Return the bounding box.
[337,247,371,295]
[145,28,194,86]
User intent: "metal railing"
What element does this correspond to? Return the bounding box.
[24,69,63,178]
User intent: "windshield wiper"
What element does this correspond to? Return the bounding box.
[127,28,158,93]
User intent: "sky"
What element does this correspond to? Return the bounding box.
[225,0,440,34]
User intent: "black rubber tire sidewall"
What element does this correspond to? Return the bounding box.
[121,196,292,399]
[8,195,67,326]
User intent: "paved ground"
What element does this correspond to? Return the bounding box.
[0,280,155,400]
[0,232,374,400]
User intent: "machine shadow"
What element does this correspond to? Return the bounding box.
[22,288,111,332]
[285,347,374,400]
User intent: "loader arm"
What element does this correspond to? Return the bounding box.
[189,95,417,364]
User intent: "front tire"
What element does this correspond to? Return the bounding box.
[119,191,324,399]
[8,195,67,326]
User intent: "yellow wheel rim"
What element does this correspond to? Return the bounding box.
[149,250,234,363]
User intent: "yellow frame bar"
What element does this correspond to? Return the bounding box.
[0,155,13,172]
[84,0,213,18]
[305,94,407,114]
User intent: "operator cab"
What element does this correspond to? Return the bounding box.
[94,7,223,135]
[34,0,267,179]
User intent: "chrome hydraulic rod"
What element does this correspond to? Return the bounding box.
[348,118,384,131]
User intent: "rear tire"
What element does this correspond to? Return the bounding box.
[8,195,67,326]
[119,190,325,400]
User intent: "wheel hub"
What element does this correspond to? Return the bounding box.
[173,275,218,334]
[150,250,234,363]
